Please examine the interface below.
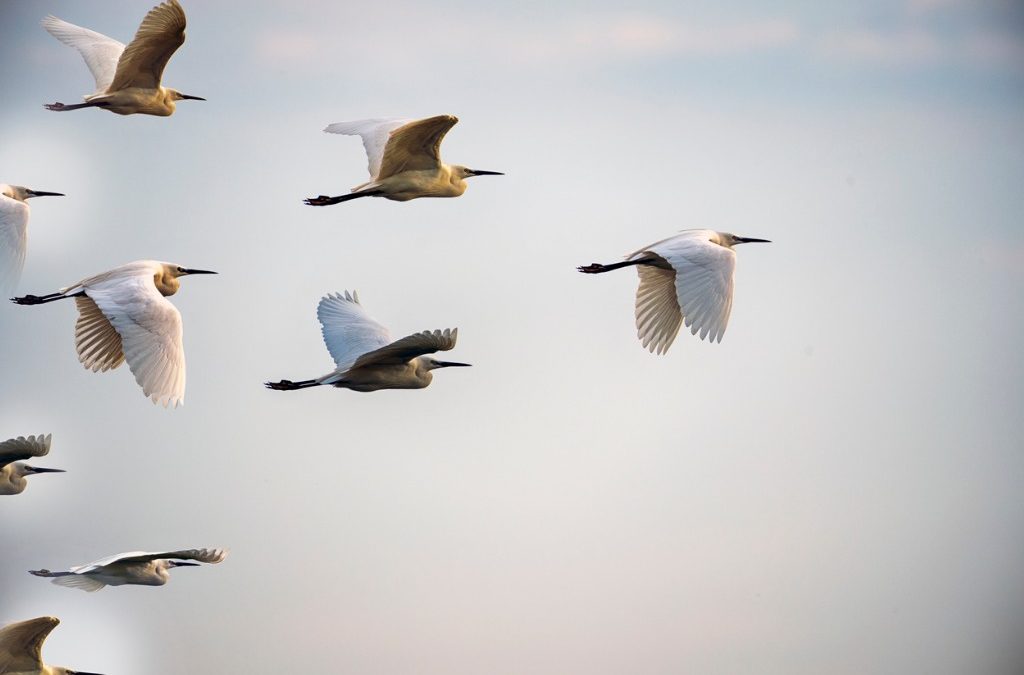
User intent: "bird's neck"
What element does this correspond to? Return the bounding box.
[153,272,180,296]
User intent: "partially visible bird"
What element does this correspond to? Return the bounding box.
[304,115,502,206]
[11,260,217,407]
[266,290,470,392]
[0,434,64,496]
[578,229,770,354]
[29,548,228,592]
[0,616,105,675]
[41,0,204,116]
[0,184,64,294]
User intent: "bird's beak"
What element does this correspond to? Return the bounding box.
[734,237,771,244]
[181,268,217,275]
[68,671,108,674]
[435,361,472,368]
[27,466,65,474]
[180,94,206,101]
[468,169,504,177]
[172,561,201,567]
[26,190,65,198]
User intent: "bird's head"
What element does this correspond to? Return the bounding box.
[17,463,66,478]
[452,165,504,180]
[165,263,218,279]
[0,184,65,202]
[167,89,206,103]
[424,357,472,371]
[719,232,772,248]
[154,263,217,297]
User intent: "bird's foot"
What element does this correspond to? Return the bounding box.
[265,380,293,390]
[304,195,341,206]
[577,263,607,274]
[28,569,51,576]
[43,102,67,111]
[12,294,47,305]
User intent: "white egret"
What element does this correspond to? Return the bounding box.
[266,290,470,392]
[29,548,228,593]
[0,616,105,675]
[11,260,217,407]
[0,434,64,496]
[41,0,204,116]
[578,229,770,353]
[0,184,65,294]
[304,115,503,206]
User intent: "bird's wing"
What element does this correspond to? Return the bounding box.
[108,0,187,91]
[41,15,125,93]
[351,328,458,369]
[75,295,126,372]
[0,434,52,471]
[324,118,412,180]
[105,548,229,565]
[0,195,29,295]
[84,272,186,407]
[377,115,459,180]
[654,236,736,343]
[317,291,393,371]
[50,575,107,592]
[0,616,57,671]
[69,550,153,573]
[633,260,684,355]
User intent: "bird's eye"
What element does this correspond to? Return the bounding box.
[176,266,185,273]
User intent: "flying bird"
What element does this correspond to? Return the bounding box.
[29,548,228,592]
[304,115,502,206]
[0,616,105,675]
[11,260,216,407]
[578,229,770,354]
[266,291,470,392]
[1,184,64,294]
[41,0,204,116]
[0,434,64,496]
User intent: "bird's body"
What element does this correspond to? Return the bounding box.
[11,260,217,407]
[41,0,204,117]
[0,185,64,294]
[0,616,104,675]
[29,548,227,593]
[579,229,770,354]
[266,291,470,393]
[304,115,502,206]
[0,434,63,496]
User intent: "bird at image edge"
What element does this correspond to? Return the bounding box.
[305,115,503,205]
[578,229,770,354]
[41,0,204,116]
[11,260,217,407]
[0,616,105,674]
[0,434,64,496]
[0,184,64,294]
[266,290,470,392]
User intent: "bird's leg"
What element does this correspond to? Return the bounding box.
[11,291,83,305]
[28,568,71,577]
[43,101,104,112]
[577,260,646,274]
[264,378,322,391]
[303,191,381,207]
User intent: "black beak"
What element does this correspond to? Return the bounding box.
[27,190,65,198]
[69,671,108,674]
[734,237,771,244]
[28,466,65,474]
[435,361,472,368]
[468,169,504,177]
[180,94,206,101]
[172,561,201,567]
[181,268,217,275]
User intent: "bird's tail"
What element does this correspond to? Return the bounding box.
[264,379,322,391]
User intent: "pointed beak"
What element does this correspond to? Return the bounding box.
[468,169,504,177]
[69,671,108,674]
[734,237,771,244]
[172,561,201,567]
[181,268,217,275]
[27,466,65,474]
[26,190,65,198]
[180,94,206,101]
[435,361,472,368]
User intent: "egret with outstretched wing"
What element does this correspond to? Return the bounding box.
[29,548,228,592]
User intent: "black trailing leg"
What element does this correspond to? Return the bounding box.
[264,378,321,391]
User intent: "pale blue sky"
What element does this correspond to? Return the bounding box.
[1,1,1023,673]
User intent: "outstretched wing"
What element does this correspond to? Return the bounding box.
[41,15,125,93]
[0,616,58,671]
[0,434,52,471]
[633,259,683,355]
[84,272,186,407]
[109,548,228,565]
[377,115,459,180]
[75,295,126,372]
[651,234,736,344]
[324,118,411,180]
[351,328,458,369]
[109,0,187,91]
[0,195,29,295]
[317,291,392,372]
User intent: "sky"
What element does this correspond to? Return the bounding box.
[1,0,1023,672]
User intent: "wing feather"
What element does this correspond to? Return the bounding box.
[41,15,125,93]
[0,195,29,294]
[317,291,392,372]
[109,0,187,91]
[376,115,458,180]
[0,434,52,470]
[324,118,411,180]
[633,261,683,355]
[651,234,736,344]
[351,328,458,369]
[75,296,126,372]
[0,616,58,670]
[50,575,107,592]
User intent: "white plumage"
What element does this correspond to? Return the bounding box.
[0,616,103,675]
[0,184,64,294]
[30,548,228,593]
